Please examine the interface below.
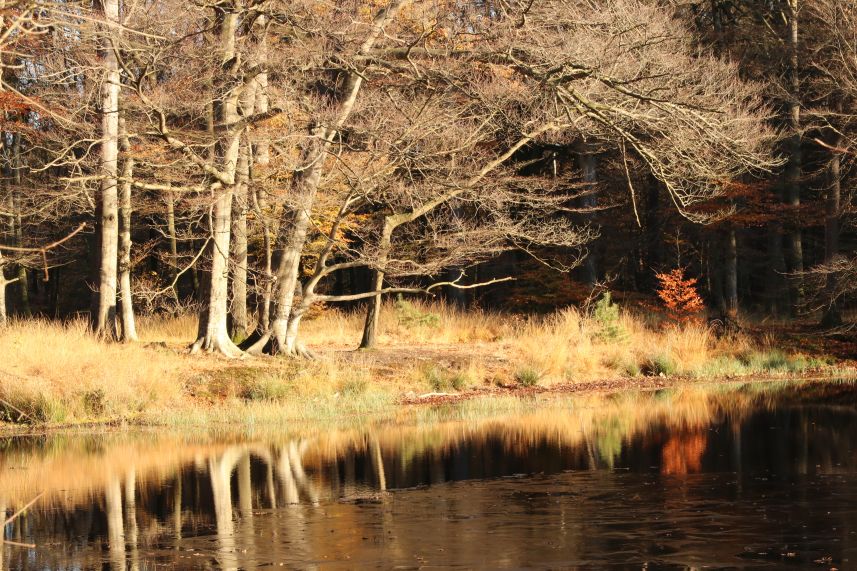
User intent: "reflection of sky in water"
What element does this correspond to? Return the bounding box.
[1,379,857,569]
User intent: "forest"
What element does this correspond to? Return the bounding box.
[0,0,855,424]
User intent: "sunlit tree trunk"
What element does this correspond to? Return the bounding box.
[118,118,138,341]
[165,190,178,286]
[93,0,121,338]
[255,0,408,356]
[190,5,243,357]
[230,140,250,342]
[360,223,392,350]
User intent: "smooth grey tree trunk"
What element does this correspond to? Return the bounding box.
[251,13,271,332]
[118,117,138,341]
[165,190,178,285]
[190,7,243,357]
[93,0,120,337]
[248,1,409,356]
[230,141,250,341]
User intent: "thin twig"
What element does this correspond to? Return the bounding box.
[0,223,87,280]
[3,491,45,527]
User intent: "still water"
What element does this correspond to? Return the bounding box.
[1,380,857,569]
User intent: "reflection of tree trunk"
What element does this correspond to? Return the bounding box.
[276,448,300,505]
[209,453,238,571]
[371,437,387,492]
[124,471,139,571]
[288,441,319,505]
[343,450,357,499]
[237,453,253,517]
[106,477,126,571]
[265,459,277,509]
[173,473,182,545]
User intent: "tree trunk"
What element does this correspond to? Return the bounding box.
[230,140,250,342]
[766,221,788,315]
[265,154,323,355]
[723,228,738,321]
[257,1,408,356]
[359,269,385,349]
[118,117,138,341]
[784,0,803,314]
[190,7,243,357]
[165,190,178,285]
[92,0,121,338]
[251,12,271,332]
[360,222,393,350]
[11,135,29,316]
[821,136,843,327]
[576,142,598,286]
[0,255,8,327]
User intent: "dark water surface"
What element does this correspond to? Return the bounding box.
[2,380,857,569]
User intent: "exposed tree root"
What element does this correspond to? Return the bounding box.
[189,333,245,358]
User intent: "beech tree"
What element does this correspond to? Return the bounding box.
[2,0,818,355]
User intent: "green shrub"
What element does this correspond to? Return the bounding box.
[645,353,678,376]
[623,359,642,377]
[395,296,440,328]
[515,367,541,387]
[422,365,471,392]
[82,388,107,416]
[245,375,293,401]
[593,292,626,341]
[339,377,369,397]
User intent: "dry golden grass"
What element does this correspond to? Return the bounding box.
[0,300,839,427]
[0,318,186,423]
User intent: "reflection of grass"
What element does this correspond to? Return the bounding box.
[2,378,853,511]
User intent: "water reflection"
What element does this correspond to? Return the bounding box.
[1,380,856,569]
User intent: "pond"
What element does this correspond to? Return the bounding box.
[1,379,856,569]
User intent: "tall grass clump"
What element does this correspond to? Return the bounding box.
[0,319,184,424]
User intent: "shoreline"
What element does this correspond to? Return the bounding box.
[2,370,854,436]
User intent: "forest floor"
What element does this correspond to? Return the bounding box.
[1,299,855,430]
